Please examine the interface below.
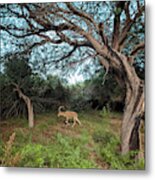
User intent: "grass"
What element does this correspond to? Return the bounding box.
[0,110,145,169]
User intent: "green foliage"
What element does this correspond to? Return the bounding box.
[51,133,96,168]
[19,144,47,167]
[100,106,110,119]
[94,129,145,170]
[18,133,96,168]
[93,130,115,145]
[0,53,33,120]
[1,52,124,121]
[69,71,125,112]
[1,54,71,120]
[4,53,32,90]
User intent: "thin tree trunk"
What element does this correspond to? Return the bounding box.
[27,98,34,128]
[13,83,34,128]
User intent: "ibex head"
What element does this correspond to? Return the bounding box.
[57,106,65,117]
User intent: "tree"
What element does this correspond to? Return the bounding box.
[0,1,145,154]
[3,53,34,128]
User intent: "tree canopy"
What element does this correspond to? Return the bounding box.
[0,1,144,80]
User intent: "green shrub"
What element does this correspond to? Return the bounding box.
[94,130,145,170]
[18,133,97,168]
[93,130,115,145]
[100,106,110,119]
[19,144,46,167]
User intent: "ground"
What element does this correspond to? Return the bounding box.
[0,110,144,169]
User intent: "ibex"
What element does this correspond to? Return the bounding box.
[57,106,81,127]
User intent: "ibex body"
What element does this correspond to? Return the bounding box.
[57,106,81,127]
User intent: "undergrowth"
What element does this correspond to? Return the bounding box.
[93,129,145,170]
[0,132,21,167]
[0,110,145,169]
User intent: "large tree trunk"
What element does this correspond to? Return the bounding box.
[109,52,145,155]
[105,51,144,155]
[83,33,144,155]
[121,77,144,154]
[13,83,34,128]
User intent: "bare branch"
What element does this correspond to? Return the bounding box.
[7,5,35,30]
[124,1,131,21]
[130,42,145,56]
[0,22,83,39]
[54,46,78,63]
[118,5,145,51]
[0,24,50,38]
[37,33,63,44]
[98,22,108,46]
[65,2,99,32]
[56,31,92,48]
[68,52,98,67]
[99,56,110,85]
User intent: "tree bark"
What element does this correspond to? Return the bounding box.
[26,97,34,128]
[13,83,34,128]
[121,77,144,154]
[107,52,145,155]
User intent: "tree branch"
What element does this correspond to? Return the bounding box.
[118,5,145,51]
[12,83,29,104]
[65,2,99,32]
[68,52,98,67]
[130,42,145,56]
[112,1,126,50]
[54,45,78,63]
[0,24,50,38]
[7,5,35,30]
[56,31,92,48]
[124,1,131,21]
[99,56,110,85]
[98,22,108,46]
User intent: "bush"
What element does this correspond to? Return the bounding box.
[18,133,96,168]
[93,130,115,145]
[19,144,47,167]
[101,106,110,119]
[93,130,145,170]
[50,133,96,168]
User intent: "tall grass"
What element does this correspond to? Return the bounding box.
[0,132,21,167]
